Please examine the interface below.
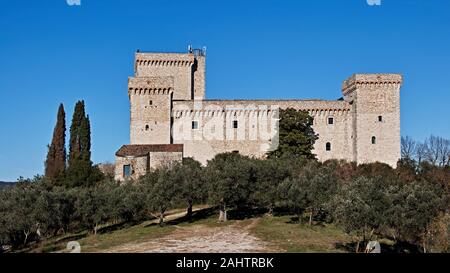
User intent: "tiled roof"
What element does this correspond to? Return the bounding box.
[116,144,183,157]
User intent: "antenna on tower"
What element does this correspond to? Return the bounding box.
[202,46,207,56]
[188,45,193,53]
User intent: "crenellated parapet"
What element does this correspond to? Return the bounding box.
[135,53,195,70]
[172,99,351,119]
[128,76,174,96]
[342,74,403,96]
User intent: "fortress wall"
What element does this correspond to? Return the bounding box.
[172,99,352,164]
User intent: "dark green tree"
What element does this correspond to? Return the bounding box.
[332,176,392,252]
[66,101,103,187]
[252,156,294,216]
[141,168,179,226]
[205,153,256,222]
[269,108,318,159]
[79,115,91,162]
[68,101,86,165]
[172,158,205,219]
[45,104,66,184]
[387,179,447,252]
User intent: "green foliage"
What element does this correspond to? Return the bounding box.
[278,161,338,224]
[64,160,104,188]
[68,101,86,164]
[332,176,391,238]
[269,108,318,159]
[114,181,147,223]
[1,150,449,252]
[205,153,256,209]
[65,101,103,187]
[140,167,179,225]
[251,156,295,213]
[172,158,206,217]
[45,103,66,184]
[388,180,447,245]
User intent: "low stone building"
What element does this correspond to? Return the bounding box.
[115,144,183,181]
[115,47,403,181]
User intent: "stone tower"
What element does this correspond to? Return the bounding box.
[342,74,403,167]
[129,48,206,144]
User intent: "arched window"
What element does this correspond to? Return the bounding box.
[326,142,331,151]
[145,125,149,131]
[372,136,376,144]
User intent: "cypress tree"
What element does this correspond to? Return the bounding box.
[79,115,91,163]
[45,104,66,183]
[66,101,102,187]
[68,100,85,165]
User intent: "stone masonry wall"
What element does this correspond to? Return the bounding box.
[172,99,353,165]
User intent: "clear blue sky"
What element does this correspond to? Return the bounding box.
[1,0,449,181]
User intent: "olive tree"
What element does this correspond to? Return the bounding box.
[205,153,256,222]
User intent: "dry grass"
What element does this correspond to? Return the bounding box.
[250,215,353,253]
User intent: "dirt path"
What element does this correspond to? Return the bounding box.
[102,218,276,253]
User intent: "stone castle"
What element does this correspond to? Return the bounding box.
[115,47,403,180]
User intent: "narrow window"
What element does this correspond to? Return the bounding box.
[149,100,153,106]
[145,125,149,131]
[372,136,377,144]
[326,142,331,151]
[233,120,238,129]
[123,165,131,178]
[192,121,198,130]
[378,116,383,122]
[328,117,334,125]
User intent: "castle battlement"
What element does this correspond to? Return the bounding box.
[342,74,403,95]
[128,76,174,95]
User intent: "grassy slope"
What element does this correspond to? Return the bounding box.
[30,209,353,253]
[250,215,352,253]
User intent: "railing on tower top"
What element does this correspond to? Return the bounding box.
[188,46,206,57]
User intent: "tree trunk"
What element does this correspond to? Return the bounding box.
[94,224,99,235]
[297,208,302,224]
[308,210,313,226]
[355,239,361,253]
[186,200,193,219]
[23,230,30,245]
[159,211,165,226]
[267,204,274,217]
[219,203,227,222]
[422,234,427,253]
[368,228,375,241]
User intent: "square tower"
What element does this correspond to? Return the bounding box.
[342,74,403,167]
